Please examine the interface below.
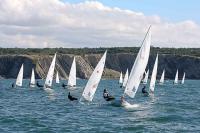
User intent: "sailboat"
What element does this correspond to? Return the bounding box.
[68,57,76,87]
[15,64,24,87]
[124,26,151,98]
[142,69,149,84]
[56,71,60,84]
[174,69,178,84]
[181,72,185,84]
[122,69,129,88]
[119,72,123,84]
[81,51,107,102]
[159,69,165,84]
[44,53,57,90]
[30,68,36,87]
[149,54,158,93]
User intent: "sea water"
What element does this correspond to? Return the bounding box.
[0,79,199,132]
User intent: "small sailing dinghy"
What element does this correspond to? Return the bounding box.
[159,69,165,84]
[174,69,178,84]
[113,26,151,108]
[13,64,24,88]
[124,26,151,99]
[44,53,57,91]
[30,68,36,87]
[81,51,107,102]
[149,54,158,94]
[119,72,123,84]
[68,57,76,88]
[56,71,60,84]
[142,69,149,84]
[181,72,185,84]
[122,69,129,88]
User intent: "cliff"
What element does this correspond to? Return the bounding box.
[0,53,200,79]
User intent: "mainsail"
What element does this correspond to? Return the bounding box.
[56,71,60,84]
[174,69,178,84]
[30,68,36,87]
[81,51,107,102]
[122,69,129,87]
[143,69,149,84]
[68,57,76,87]
[124,26,151,98]
[149,54,158,93]
[119,72,123,84]
[16,64,24,87]
[44,53,57,88]
[181,72,185,84]
[159,69,165,84]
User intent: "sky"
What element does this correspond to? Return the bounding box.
[64,0,200,23]
[0,0,199,48]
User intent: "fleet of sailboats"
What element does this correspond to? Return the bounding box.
[10,25,188,108]
[68,57,76,87]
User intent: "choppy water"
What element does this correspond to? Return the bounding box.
[0,79,200,133]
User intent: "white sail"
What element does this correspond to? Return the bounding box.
[159,69,165,84]
[149,54,158,93]
[119,72,123,84]
[124,26,151,98]
[30,68,36,87]
[44,53,57,88]
[81,51,107,102]
[68,57,76,87]
[56,71,60,84]
[181,72,185,84]
[143,69,149,84]
[122,69,129,87]
[16,64,24,87]
[174,69,178,84]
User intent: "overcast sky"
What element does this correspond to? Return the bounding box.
[0,0,200,48]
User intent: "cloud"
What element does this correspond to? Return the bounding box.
[0,0,200,48]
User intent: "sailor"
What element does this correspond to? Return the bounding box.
[103,89,109,99]
[103,89,115,101]
[68,92,78,101]
[11,83,15,88]
[62,83,68,88]
[36,81,44,87]
[142,86,149,95]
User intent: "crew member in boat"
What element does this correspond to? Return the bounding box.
[103,89,115,101]
[68,92,78,101]
[62,83,68,88]
[11,83,15,88]
[142,86,149,95]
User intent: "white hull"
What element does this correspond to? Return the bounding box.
[30,84,35,88]
[44,86,54,93]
